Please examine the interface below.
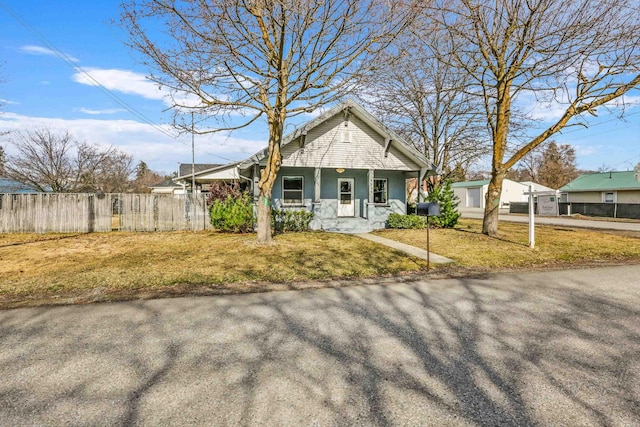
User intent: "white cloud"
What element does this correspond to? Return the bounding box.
[71,68,165,101]
[0,112,266,174]
[76,107,125,115]
[19,45,79,62]
[0,98,19,105]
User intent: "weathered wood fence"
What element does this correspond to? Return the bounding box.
[0,193,211,233]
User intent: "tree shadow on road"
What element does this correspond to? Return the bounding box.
[1,271,639,425]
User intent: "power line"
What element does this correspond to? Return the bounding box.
[0,0,239,163]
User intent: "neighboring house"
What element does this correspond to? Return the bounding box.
[149,177,186,195]
[234,99,436,232]
[520,181,555,193]
[559,171,640,204]
[0,178,39,194]
[173,162,246,194]
[452,179,530,209]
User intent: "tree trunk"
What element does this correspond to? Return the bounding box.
[482,172,505,237]
[255,118,283,244]
[256,193,272,243]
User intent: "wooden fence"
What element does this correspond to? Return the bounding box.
[0,193,211,233]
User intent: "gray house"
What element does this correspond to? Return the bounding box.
[238,99,436,232]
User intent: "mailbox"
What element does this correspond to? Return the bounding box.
[416,202,440,217]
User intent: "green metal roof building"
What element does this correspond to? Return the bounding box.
[559,171,640,204]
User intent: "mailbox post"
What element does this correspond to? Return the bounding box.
[416,202,441,270]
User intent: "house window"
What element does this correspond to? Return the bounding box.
[341,129,352,143]
[283,176,304,205]
[603,192,616,203]
[373,178,388,204]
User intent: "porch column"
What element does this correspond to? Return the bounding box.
[253,164,260,200]
[368,169,374,203]
[419,167,428,202]
[314,168,321,202]
[367,169,374,220]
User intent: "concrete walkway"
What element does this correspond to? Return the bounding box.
[355,233,455,264]
[460,209,640,232]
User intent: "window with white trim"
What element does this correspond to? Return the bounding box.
[373,178,388,204]
[283,176,304,205]
[603,191,616,203]
[341,129,352,143]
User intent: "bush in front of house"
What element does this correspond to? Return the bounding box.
[387,213,427,229]
[271,209,314,233]
[209,192,255,233]
[427,180,460,228]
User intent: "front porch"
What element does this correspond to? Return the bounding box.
[266,166,427,232]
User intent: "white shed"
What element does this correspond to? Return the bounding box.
[452,179,530,209]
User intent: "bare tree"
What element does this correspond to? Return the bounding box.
[4,129,133,193]
[508,141,578,189]
[120,0,418,243]
[428,0,640,236]
[132,160,165,193]
[360,28,489,182]
[0,145,5,176]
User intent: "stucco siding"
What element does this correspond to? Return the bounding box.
[279,114,420,171]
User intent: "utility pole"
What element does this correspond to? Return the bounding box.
[191,111,196,196]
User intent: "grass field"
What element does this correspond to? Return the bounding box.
[1,219,639,308]
[375,218,640,268]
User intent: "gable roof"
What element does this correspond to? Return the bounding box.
[178,163,221,177]
[175,161,240,181]
[238,99,435,171]
[559,171,640,192]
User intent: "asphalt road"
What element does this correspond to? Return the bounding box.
[2,265,640,426]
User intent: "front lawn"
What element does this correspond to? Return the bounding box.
[2,219,639,309]
[375,218,640,268]
[0,231,427,308]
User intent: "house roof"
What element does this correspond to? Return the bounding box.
[175,161,241,181]
[149,177,182,188]
[238,99,435,171]
[559,171,640,192]
[519,181,556,192]
[178,163,221,177]
[0,178,40,193]
[451,180,490,188]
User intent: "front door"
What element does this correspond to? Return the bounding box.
[338,178,355,217]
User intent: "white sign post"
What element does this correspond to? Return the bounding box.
[527,184,535,248]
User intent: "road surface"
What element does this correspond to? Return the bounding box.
[2,265,640,426]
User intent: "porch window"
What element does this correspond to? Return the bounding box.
[373,178,388,204]
[283,176,304,205]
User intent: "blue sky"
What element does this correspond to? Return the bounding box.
[1,1,639,175]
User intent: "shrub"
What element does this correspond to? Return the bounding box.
[206,181,244,205]
[209,192,255,233]
[427,180,460,228]
[272,209,314,233]
[387,213,427,229]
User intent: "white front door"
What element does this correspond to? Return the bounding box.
[338,178,355,217]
